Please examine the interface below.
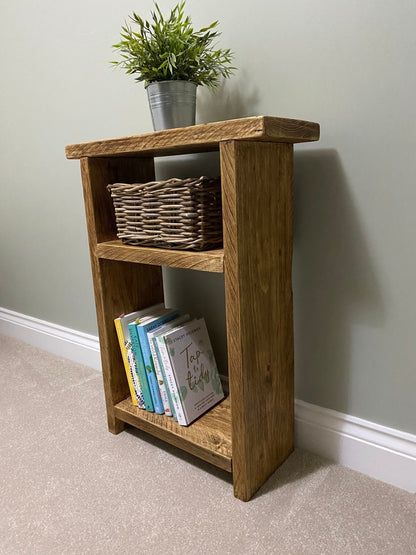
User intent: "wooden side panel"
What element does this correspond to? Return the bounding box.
[220,140,294,501]
[80,157,164,433]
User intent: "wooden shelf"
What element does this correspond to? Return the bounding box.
[65,116,319,159]
[96,240,224,273]
[67,116,320,501]
[114,396,232,472]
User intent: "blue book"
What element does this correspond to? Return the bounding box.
[129,320,154,412]
[135,309,180,414]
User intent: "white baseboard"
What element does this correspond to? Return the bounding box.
[295,399,416,493]
[1,307,415,492]
[0,307,101,371]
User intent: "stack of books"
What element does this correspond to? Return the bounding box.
[114,303,224,426]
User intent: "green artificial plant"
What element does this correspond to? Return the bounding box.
[111,1,235,87]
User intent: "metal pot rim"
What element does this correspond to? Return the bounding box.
[145,80,199,89]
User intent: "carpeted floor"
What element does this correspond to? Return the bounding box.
[1,334,415,554]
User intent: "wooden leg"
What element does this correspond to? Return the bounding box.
[221,140,294,501]
[107,415,125,435]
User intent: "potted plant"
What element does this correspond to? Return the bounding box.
[112,1,235,130]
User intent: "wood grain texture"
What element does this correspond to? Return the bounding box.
[66,116,320,159]
[114,396,232,472]
[220,140,295,501]
[71,116,319,500]
[96,240,224,273]
[80,157,164,433]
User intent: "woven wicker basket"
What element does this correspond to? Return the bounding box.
[107,176,223,251]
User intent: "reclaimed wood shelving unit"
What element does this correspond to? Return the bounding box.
[66,116,320,501]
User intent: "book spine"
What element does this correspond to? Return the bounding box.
[149,334,173,417]
[114,319,138,406]
[129,323,154,412]
[137,326,165,415]
[152,336,177,421]
[157,336,187,425]
[125,341,146,409]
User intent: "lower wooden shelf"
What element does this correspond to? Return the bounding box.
[114,396,232,472]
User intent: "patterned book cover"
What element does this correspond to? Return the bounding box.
[113,304,163,408]
[163,318,224,426]
[129,319,155,412]
[114,317,138,406]
[115,303,164,410]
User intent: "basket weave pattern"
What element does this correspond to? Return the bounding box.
[107,176,223,251]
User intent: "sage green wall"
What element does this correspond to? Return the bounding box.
[1,1,415,434]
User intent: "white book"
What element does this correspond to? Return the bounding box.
[162,318,224,426]
[156,327,188,425]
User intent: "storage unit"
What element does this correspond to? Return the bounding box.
[66,116,320,501]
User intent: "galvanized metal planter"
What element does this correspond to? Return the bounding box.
[146,80,197,131]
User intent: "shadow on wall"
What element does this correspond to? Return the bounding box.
[196,75,261,123]
[293,148,385,415]
[162,267,228,381]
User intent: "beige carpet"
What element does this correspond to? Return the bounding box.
[1,334,415,554]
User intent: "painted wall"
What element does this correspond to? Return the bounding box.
[1,0,415,434]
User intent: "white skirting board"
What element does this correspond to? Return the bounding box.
[1,306,415,493]
[0,307,101,371]
[295,399,416,493]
